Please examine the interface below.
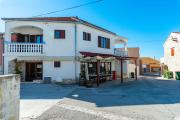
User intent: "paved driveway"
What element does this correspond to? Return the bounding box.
[20,83,75,120]
[35,77,180,120]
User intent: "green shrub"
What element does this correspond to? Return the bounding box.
[163,70,173,79]
[175,72,180,80]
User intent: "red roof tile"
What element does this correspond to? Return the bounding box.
[1,17,116,35]
[31,17,78,22]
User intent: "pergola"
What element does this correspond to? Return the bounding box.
[79,51,138,87]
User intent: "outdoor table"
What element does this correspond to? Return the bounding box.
[88,74,97,83]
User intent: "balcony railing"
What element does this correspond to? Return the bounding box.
[6,42,44,55]
[114,50,128,57]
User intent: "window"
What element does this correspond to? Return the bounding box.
[171,48,175,56]
[83,32,91,41]
[12,33,43,43]
[54,61,61,68]
[54,30,65,39]
[98,36,110,49]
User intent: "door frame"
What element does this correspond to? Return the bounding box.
[25,62,43,82]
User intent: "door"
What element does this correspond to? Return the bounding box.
[26,62,43,82]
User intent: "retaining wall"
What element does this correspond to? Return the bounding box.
[0,74,20,120]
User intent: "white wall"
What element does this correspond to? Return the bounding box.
[115,60,128,78]
[4,20,126,81]
[164,33,180,78]
[76,24,117,55]
[12,26,43,35]
[43,60,76,81]
[128,64,139,77]
[5,21,122,57]
[5,21,76,57]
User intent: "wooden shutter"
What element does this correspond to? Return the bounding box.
[11,33,18,42]
[60,30,65,39]
[98,36,101,47]
[107,38,110,49]
[171,48,174,56]
[83,32,86,40]
[88,33,91,41]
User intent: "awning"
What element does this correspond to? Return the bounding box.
[79,51,115,58]
[79,51,138,60]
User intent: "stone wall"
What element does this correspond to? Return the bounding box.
[8,60,16,74]
[0,74,20,120]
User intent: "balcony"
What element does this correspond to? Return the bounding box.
[114,49,128,57]
[6,42,44,56]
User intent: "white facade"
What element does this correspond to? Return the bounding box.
[163,32,180,78]
[3,17,127,83]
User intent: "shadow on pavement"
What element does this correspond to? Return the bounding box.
[20,83,75,99]
[66,78,180,107]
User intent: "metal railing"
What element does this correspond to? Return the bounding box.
[114,50,128,57]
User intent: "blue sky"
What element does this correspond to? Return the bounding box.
[0,0,180,59]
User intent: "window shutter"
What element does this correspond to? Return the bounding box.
[171,48,174,56]
[61,30,65,39]
[88,34,91,41]
[107,38,110,49]
[98,36,101,47]
[11,33,17,42]
[83,32,86,40]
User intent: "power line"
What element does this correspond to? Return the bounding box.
[4,0,104,23]
[33,0,104,17]
[128,40,164,44]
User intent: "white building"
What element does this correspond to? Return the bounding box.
[163,32,180,78]
[2,17,128,84]
[115,47,140,79]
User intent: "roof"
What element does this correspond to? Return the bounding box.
[140,57,160,65]
[163,32,180,47]
[172,32,180,34]
[2,17,117,35]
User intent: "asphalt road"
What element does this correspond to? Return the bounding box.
[22,77,180,120]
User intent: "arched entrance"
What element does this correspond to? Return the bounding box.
[10,26,43,43]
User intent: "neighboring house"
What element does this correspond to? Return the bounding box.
[115,47,140,78]
[140,57,161,74]
[2,17,129,84]
[162,32,180,78]
[127,47,140,78]
[0,32,4,74]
